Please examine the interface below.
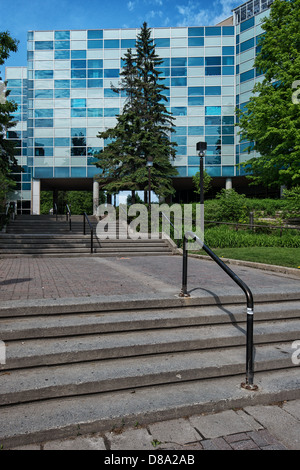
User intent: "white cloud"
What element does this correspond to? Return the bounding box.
[127,1,136,12]
[176,0,239,26]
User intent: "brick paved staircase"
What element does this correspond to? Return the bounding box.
[0,292,299,448]
[0,215,174,257]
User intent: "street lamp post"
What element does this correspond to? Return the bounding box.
[196,142,207,205]
[146,156,153,214]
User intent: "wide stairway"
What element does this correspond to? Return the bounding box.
[0,214,174,257]
[0,292,299,448]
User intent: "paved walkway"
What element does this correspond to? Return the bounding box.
[0,254,299,451]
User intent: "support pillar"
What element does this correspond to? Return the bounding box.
[225,177,232,190]
[31,179,41,215]
[93,180,99,215]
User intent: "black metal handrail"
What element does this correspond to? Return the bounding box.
[180,231,257,390]
[83,212,94,254]
[54,203,58,221]
[66,204,72,231]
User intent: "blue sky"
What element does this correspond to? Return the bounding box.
[1,0,241,72]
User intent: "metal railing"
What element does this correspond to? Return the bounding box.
[83,212,94,254]
[180,231,257,390]
[66,204,72,231]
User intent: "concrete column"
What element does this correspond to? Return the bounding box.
[93,180,99,214]
[225,178,232,190]
[31,179,41,215]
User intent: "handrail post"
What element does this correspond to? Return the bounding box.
[83,213,86,235]
[91,228,93,254]
[180,236,189,297]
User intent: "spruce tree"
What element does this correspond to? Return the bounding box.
[96,23,177,200]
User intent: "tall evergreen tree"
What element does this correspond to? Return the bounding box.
[95,23,177,199]
[237,0,300,188]
[0,31,20,208]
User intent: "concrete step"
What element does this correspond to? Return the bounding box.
[0,368,298,449]
[0,342,294,406]
[2,318,299,371]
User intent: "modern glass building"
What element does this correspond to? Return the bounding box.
[5,0,273,214]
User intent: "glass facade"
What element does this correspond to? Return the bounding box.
[5,0,271,212]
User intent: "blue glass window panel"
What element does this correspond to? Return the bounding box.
[206,166,221,176]
[34,138,53,147]
[240,16,254,32]
[88,59,103,68]
[222,56,234,65]
[88,40,103,49]
[88,149,101,157]
[222,46,235,55]
[157,68,170,77]
[236,65,240,74]
[87,167,100,177]
[121,39,136,48]
[35,167,53,178]
[55,40,70,49]
[6,79,22,87]
[188,57,204,66]
[171,58,187,67]
[222,26,234,35]
[188,27,204,36]
[240,69,255,83]
[88,69,103,78]
[55,31,70,40]
[35,70,54,79]
[104,108,119,117]
[71,79,87,88]
[164,78,170,87]
[71,69,87,78]
[88,30,103,39]
[35,109,53,118]
[71,108,86,117]
[222,126,234,134]
[236,34,240,44]
[205,156,221,165]
[205,106,221,115]
[35,89,53,99]
[173,136,187,146]
[223,66,234,75]
[35,41,53,50]
[205,67,221,76]
[222,135,234,144]
[188,126,204,135]
[104,88,118,97]
[71,128,86,137]
[240,38,254,53]
[55,79,70,88]
[71,98,86,107]
[174,127,186,135]
[71,60,86,69]
[161,58,170,67]
[88,79,103,88]
[205,27,221,36]
[175,167,187,177]
[104,39,120,49]
[171,77,187,87]
[155,38,170,47]
[55,50,70,59]
[35,119,53,127]
[55,138,70,146]
[188,37,204,47]
[104,69,119,78]
[205,86,221,95]
[55,89,70,98]
[205,126,221,135]
[236,44,239,54]
[222,116,234,125]
[9,89,22,96]
[71,167,86,177]
[222,166,234,176]
[88,108,103,117]
[35,147,53,157]
[8,96,21,105]
[205,135,221,145]
[188,96,204,106]
[187,167,200,177]
[55,167,70,178]
[188,87,204,96]
[71,50,86,59]
[188,156,200,165]
[205,57,221,66]
[171,107,187,116]
[171,67,187,77]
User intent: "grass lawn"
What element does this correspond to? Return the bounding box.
[197,247,300,269]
